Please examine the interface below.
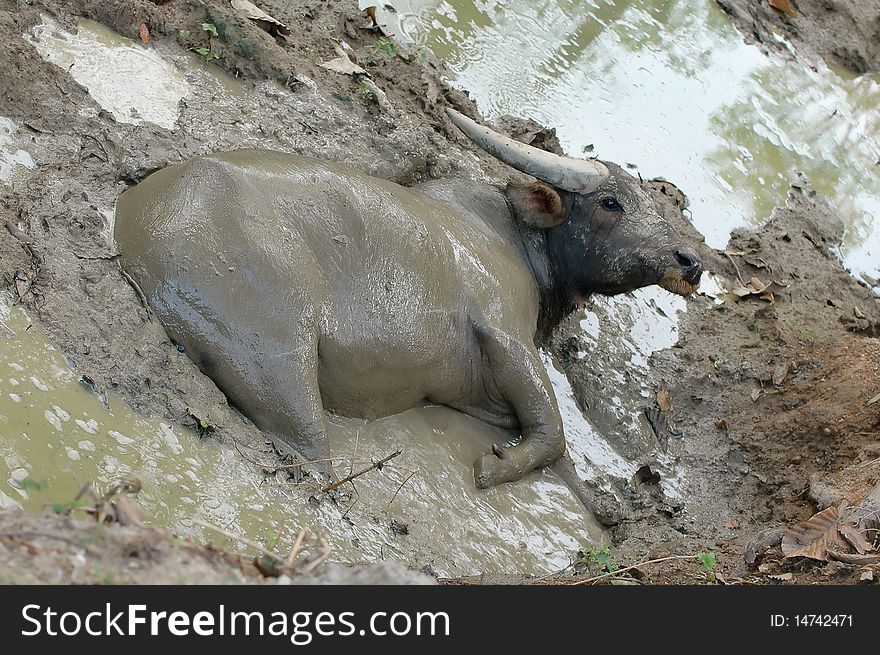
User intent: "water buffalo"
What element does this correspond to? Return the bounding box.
[115,109,701,507]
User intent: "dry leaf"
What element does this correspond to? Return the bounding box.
[358,77,398,117]
[781,506,843,560]
[769,0,797,18]
[365,5,379,26]
[772,362,789,386]
[731,276,786,301]
[826,550,880,565]
[320,43,367,76]
[14,276,30,299]
[838,522,874,555]
[656,386,672,413]
[231,0,289,34]
[138,23,150,45]
[769,572,793,581]
[745,527,785,565]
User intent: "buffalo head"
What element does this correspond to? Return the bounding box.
[448,109,702,303]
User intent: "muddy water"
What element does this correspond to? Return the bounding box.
[0,297,603,575]
[26,15,190,130]
[381,0,880,283]
[0,117,36,184]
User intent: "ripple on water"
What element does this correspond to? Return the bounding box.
[378,0,880,281]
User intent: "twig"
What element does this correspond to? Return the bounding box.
[194,519,284,563]
[5,220,33,245]
[572,555,698,585]
[722,250,746,287]
[527,558,574,584]
[0,530,100,555]
[81,133,109,162]
[321,450,401,493]
[119,267,152,317]
[233,439,372,471]
[285,529,308,568]
[73,250,120,261]
[300,533,330,574]
[385,469,419,508]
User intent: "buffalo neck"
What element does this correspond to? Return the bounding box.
[507,205,578,347]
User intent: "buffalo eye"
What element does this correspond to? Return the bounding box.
[601,197,622,212]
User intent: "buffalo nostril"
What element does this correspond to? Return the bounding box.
[683,262,703,285]
[674,249,702,286]
[674,249,698,268]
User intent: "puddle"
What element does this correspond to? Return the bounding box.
[541,352,631,485]
[378,0,880,282]
[0,117,36,183]
[26,15,190,130]
[323,408,606,574]
[0,296,603,575]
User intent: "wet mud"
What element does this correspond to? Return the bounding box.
[717,0,880,74]
[0,0,878,583]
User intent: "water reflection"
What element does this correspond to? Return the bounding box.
[380,0,880,280]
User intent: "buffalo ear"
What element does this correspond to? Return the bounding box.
[506,182,568,229]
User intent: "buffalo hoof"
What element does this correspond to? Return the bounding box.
[474,451,524,489]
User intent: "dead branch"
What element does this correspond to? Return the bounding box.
[285,529,308,568]
[572,554,699,585]
[385,469,419,508]
[300,533,330,574]
[195,518,285,563]
[321,450,401,493]
[119,266,152,317]
[722,250,747,286]
[0,530,100,555]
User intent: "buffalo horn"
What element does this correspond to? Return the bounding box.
[447,108,608,193]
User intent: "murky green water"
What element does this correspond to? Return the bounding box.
[380,0,880,281]
[0,296,602,575]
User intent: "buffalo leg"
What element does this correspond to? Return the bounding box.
[248,332,334,484]
[473,325,565,488]
[155,281,334,483]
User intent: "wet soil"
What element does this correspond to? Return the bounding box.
[629,189,880,584]
[717,0,880,74]
[0,508,433,583]
[0,0,878,584]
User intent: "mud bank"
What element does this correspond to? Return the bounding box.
[0,0,878,584]
[0,509,433,584]
[717,0,880,74]
[535,187,880,585]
